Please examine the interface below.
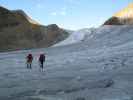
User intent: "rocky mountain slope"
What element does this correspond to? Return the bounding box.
[104,3,133,25]
[0,6,69,52]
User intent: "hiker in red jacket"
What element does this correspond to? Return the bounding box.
[26,54,33,69]
[38,53,45,70]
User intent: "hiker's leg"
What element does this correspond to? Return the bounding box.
[30,63,32,69]
[27,63,29,68]
[42,62,43,69]
[39,62,41,68]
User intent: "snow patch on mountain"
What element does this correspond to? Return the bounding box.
[54,28,95,46]
[84,25,133,48]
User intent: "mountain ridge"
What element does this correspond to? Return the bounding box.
[104,3,133,25]
[0,6,69,52]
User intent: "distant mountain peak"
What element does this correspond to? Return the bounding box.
[0,6,8,10]
[114,3,133,18]
[12,9,40,25]
[104,3,133,25]
[0,6,10,13]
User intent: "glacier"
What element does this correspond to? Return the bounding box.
[54,28,95,46]
[0,25,133,100]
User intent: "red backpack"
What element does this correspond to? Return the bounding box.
[27,54,33,62]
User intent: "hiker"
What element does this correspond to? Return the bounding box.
[26,54,33,69]
[38,53,45,70]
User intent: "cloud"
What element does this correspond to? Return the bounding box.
[60,11,67,16]
[50,12,57,16]
[50,11,67,16]
[65,0,81,5]
[50,7,67,16]
[36,4,44,9]
[62,6,67,10]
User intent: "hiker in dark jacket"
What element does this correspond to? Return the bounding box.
[26,54,33,69]
[38,53,45,69]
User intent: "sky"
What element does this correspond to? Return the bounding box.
[0,0,132,30]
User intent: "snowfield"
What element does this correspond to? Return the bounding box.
[54,28,95,46]
[0,25,133,100]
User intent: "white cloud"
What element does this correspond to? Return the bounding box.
[60,11,67,16]
[50,11,67,16]
[65,0,81,5]
[50,7,67,16]
[50,12,57,16]
[36,4,44,9]
[60,7,67,16]
[62,6,67,11]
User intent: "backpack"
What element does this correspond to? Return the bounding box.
[39,54,45,62]
[27,54,33,62]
